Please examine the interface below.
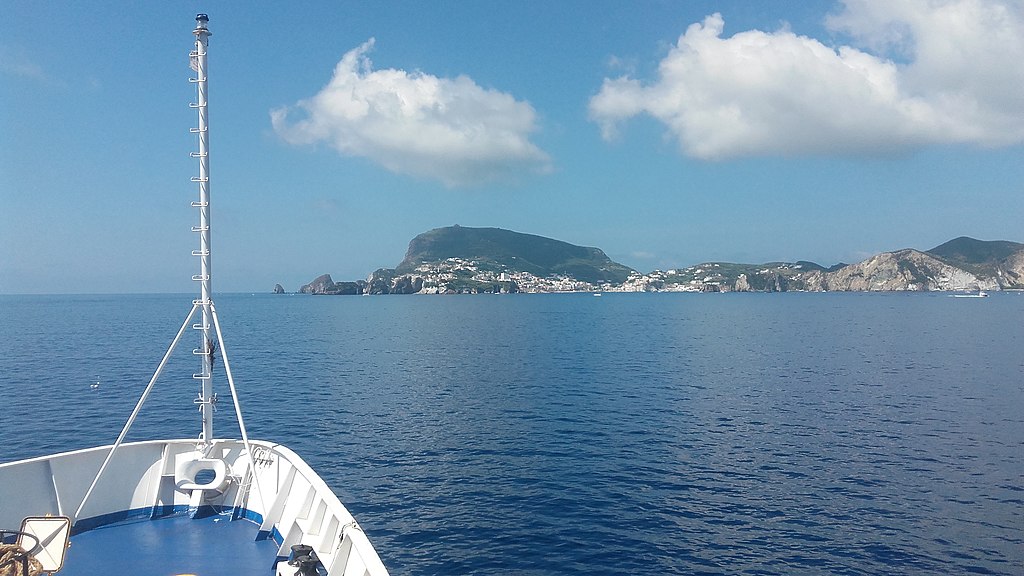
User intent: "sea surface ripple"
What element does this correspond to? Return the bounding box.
[1,292,1022,575]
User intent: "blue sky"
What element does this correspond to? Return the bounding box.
[2,1,1022,294]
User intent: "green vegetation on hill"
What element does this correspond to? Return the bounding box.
[927,236,1024,276]
[395,225,636,284]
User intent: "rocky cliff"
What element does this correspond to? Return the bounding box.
[797,249,996,292]
[298,274,367,295]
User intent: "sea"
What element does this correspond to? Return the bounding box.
[1,292,1022,575]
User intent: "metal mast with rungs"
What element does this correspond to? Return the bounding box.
[74,14,266,523]
[190,13,216,445]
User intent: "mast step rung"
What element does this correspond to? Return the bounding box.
[188,77,206,84]
[193,348,211,356]
[192,274,209,281]
[190,152,207,158]
[191,176,209,182]
[191,226,209,232]
[189,102,201,108]
[192,374,211,380]
[189,127,208,133]
[192,323,210,330]
[191,201,209,207]
[192,299,210,306]
[191,249,210,256]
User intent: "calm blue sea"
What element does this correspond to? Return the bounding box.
[1,292,1022,575]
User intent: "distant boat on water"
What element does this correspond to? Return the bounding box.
[951,290,989,298]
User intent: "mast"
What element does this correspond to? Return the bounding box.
[190,13,215,447]
[74,14,268,523]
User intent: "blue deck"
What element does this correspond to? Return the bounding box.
[60,514,281,575]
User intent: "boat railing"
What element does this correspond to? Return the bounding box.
[252,443,389,576]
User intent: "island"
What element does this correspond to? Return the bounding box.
[293,227,1024,294]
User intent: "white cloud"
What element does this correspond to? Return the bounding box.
[630,251,656,260]
[589,1,1024,159]
[0,45,63,87]
[272,39,551,187]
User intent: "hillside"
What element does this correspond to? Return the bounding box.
[926,236,1024,278]
[396,225,636,284]
[928,236,1023,263]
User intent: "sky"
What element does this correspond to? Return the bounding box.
[2,0,1023,294]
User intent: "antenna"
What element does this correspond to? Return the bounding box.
[190,12,216,446]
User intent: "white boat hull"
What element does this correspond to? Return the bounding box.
[0,439,388,576]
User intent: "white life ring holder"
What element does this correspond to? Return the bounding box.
[175,458,230,492]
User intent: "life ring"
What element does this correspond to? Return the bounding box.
[174,458,230,492]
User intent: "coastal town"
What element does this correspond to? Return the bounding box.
[405,257,727,294]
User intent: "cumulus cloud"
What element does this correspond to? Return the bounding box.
[272,39,551,187]
[589,0,1024,159]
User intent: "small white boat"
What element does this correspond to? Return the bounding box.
[0,15,389,576]
[951,290,990,298]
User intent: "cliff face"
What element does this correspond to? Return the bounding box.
[800,249,997,292]
[298,274,367,295]
[365,269,426,295]
[299,274,336,294]
[1001,250,1024,286]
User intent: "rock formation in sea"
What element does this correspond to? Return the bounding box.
[299,274,367,295]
